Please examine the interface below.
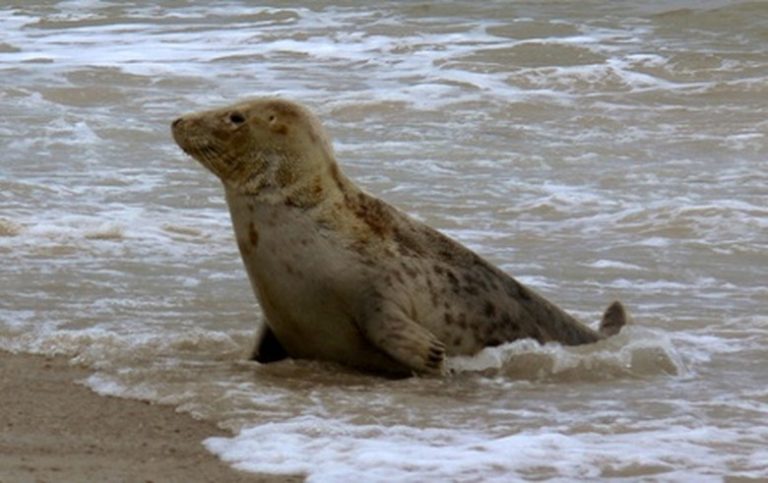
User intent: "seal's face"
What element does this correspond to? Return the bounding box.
[172,98,332,195]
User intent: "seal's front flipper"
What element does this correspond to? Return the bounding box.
[362,315,445,375]
[599,300,628,337]
[250,324,289,363]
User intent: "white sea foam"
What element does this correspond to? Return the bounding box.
[206,413,761,482]
[587,259,645,271]
[447,326,685,380]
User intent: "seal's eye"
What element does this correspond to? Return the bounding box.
[229,112,246,125]
[268,115,276,123]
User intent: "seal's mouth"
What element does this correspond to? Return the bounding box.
[171,118,201,158]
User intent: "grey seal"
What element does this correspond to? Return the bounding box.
[172,98,628,376]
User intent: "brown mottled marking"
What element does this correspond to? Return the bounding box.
[330,163,345,193]
[275,160,297,188]
[247,222,259,247]
[272,124,289,136]
[283,262,296,276]
[401,262,418,278]
[393,270,405,285]
[285,176,325,209]
[446,270,460,293]
[426,277,438,306]
[393,227,426,256]
[350,193,393,237]
[457,313,468,329]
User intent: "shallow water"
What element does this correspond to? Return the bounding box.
[1,1,767,481]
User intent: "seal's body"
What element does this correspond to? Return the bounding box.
[172,98,627,376]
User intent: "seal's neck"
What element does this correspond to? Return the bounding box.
[225,159,360,212]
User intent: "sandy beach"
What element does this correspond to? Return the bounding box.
[0,350,298,483]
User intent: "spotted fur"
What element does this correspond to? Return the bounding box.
[172,98,628,376]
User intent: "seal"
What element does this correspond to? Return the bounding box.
[171,98,628,376]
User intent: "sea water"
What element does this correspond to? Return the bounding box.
[1,1,766,481]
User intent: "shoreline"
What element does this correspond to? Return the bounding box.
[0,350,299,482]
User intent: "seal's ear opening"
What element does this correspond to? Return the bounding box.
[599,300,628,337]
[229,111,246,125]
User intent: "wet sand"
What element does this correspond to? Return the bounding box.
[0,350,299,483]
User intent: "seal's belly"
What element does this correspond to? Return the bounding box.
[247,263,406,373]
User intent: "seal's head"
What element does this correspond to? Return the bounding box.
[172,98,335,201]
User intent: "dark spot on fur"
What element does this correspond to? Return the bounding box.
[444,313,454,325]
[284,176,325,209]
[393,270,405,285]
[470,252,486,266]
[446,270,459,288]
[351,238,370,252]
[393,227,426,256]
[452,336,463,347]
[464,285,479,296]
[457,313,468,329]
[349,192,393,238]
[248,223,259,247]
[490,281,499,291]
[465,273,488,291]
[500,313,513,327]
[330,163,345,193]
[401,262,418,278]
[427,278,438,306]
[484,301,496,317]
[272,124,288,135]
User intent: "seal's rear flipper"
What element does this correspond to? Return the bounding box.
[599,301,628,337]
[251,325,289,363]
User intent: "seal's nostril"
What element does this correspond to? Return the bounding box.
[172,117,183,128]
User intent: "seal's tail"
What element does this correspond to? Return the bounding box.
[599,300,628,337]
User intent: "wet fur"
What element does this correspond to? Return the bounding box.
[172,98,628,376]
